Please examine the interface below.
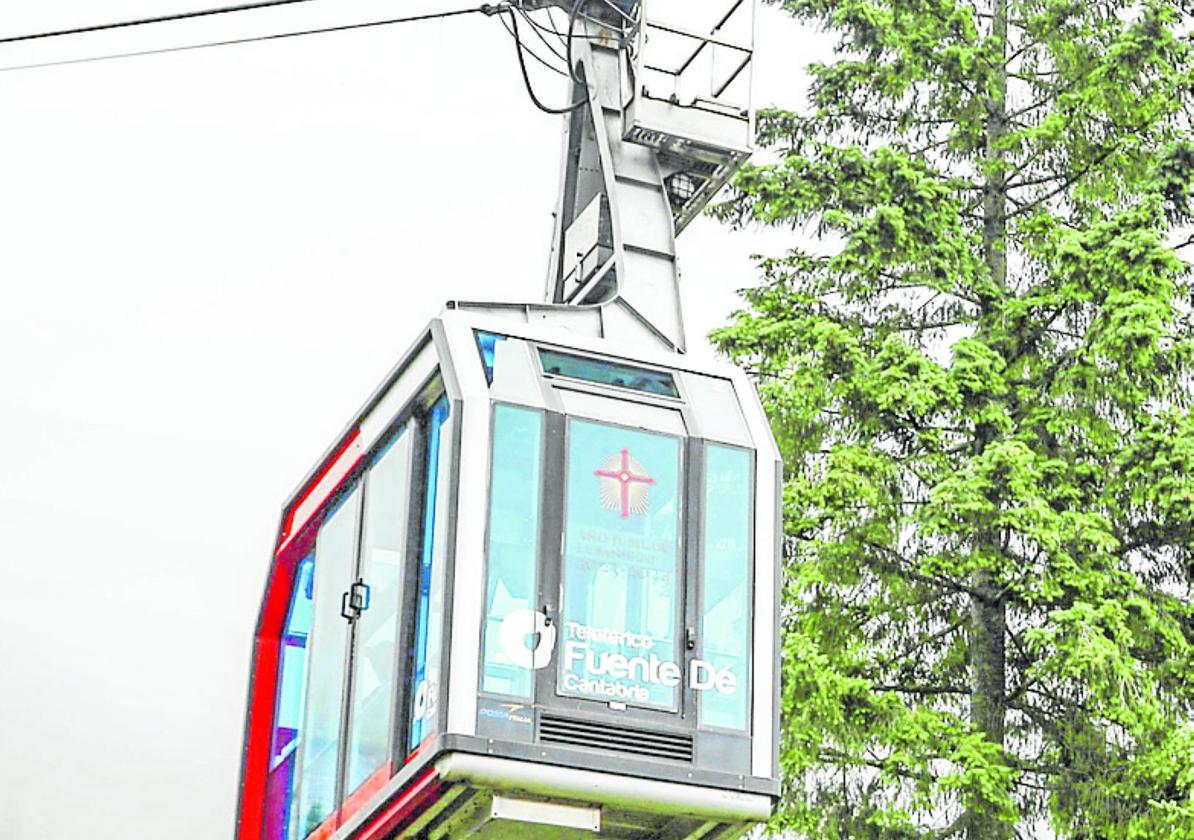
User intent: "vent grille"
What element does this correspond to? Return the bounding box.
[539,713,694,763]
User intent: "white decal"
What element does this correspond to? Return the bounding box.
[412,680,428,719]
[689,659,738,694]
[498,608,557,670]
[412,679,438,721]
[497,615,739,699]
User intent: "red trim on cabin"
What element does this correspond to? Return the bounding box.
[237,634,277,840]
[238,422,413,840]
[276,428,366,556]
[308,811,339,840]
[353,768,444,840]
[340,761,394,826]
[237,547,303,840]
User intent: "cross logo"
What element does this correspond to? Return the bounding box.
[594,448,655,518]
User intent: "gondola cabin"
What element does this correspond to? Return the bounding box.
[235,308,780,839]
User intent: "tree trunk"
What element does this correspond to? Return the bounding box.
[968,570,1009,839]
[968,0,1011,837]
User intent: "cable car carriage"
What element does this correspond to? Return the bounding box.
[236,1,779,838]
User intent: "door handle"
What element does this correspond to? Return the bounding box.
[350,579,371,613]
[340,579,371,623]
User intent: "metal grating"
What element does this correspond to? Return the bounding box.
[539,713,694,762]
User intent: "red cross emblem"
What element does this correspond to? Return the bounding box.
[594,448,655,518]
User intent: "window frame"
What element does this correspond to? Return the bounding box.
[262,552,316,840]
[407,392,456,753]
[549,414,690,717]
[694,441,756,735]
[281,384,451,840]
[338,424,418,802]
[478,402,549,701]
[292,482,363,839]
[535,345,685,403]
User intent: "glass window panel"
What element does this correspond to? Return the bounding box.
[345,429,412,796]
[699,445,752,731]
[409,397,451,750]
[475,331,506,384]
[684,373,751,447]
[539,348,680,399]
[481,406,544,697]
[264,555,314,840]
[559,420,682,710]
[294,488,361,838]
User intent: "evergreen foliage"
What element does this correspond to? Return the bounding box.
[713,0,1194,836]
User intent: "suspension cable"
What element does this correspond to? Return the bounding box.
[499,12,566,76]
[514,6,566,63]
[0,5,503,73]
[506,8,589,114]
[1,0,341,45]
[0,0,598,122]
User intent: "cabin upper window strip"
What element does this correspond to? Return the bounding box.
[538,349,680,399]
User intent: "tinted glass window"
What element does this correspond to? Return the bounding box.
[700,446,752,731]
[409,398,451,750]
[559,420,682,710]
[345,429,412,796]
[264,555,314,840]
[481,406,544,697]
[475,331,507,384]
[539,349,679,398]
[294,488,360,837]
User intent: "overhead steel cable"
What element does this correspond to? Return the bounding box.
[0,0,593,121]
[565,0,586,86]
[499,12,566,76]
[505,8,589,114]
[0,4,503,73]
[0,0,339,45]
[514,6,565,63]
[517,4,604,45]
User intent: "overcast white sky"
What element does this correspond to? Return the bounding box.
[0,3,816,837]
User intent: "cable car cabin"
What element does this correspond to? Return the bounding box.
[236,308,780,840]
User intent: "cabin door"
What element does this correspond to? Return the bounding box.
[535,414,696,731]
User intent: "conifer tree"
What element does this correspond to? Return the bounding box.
[714,1,1194,836]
